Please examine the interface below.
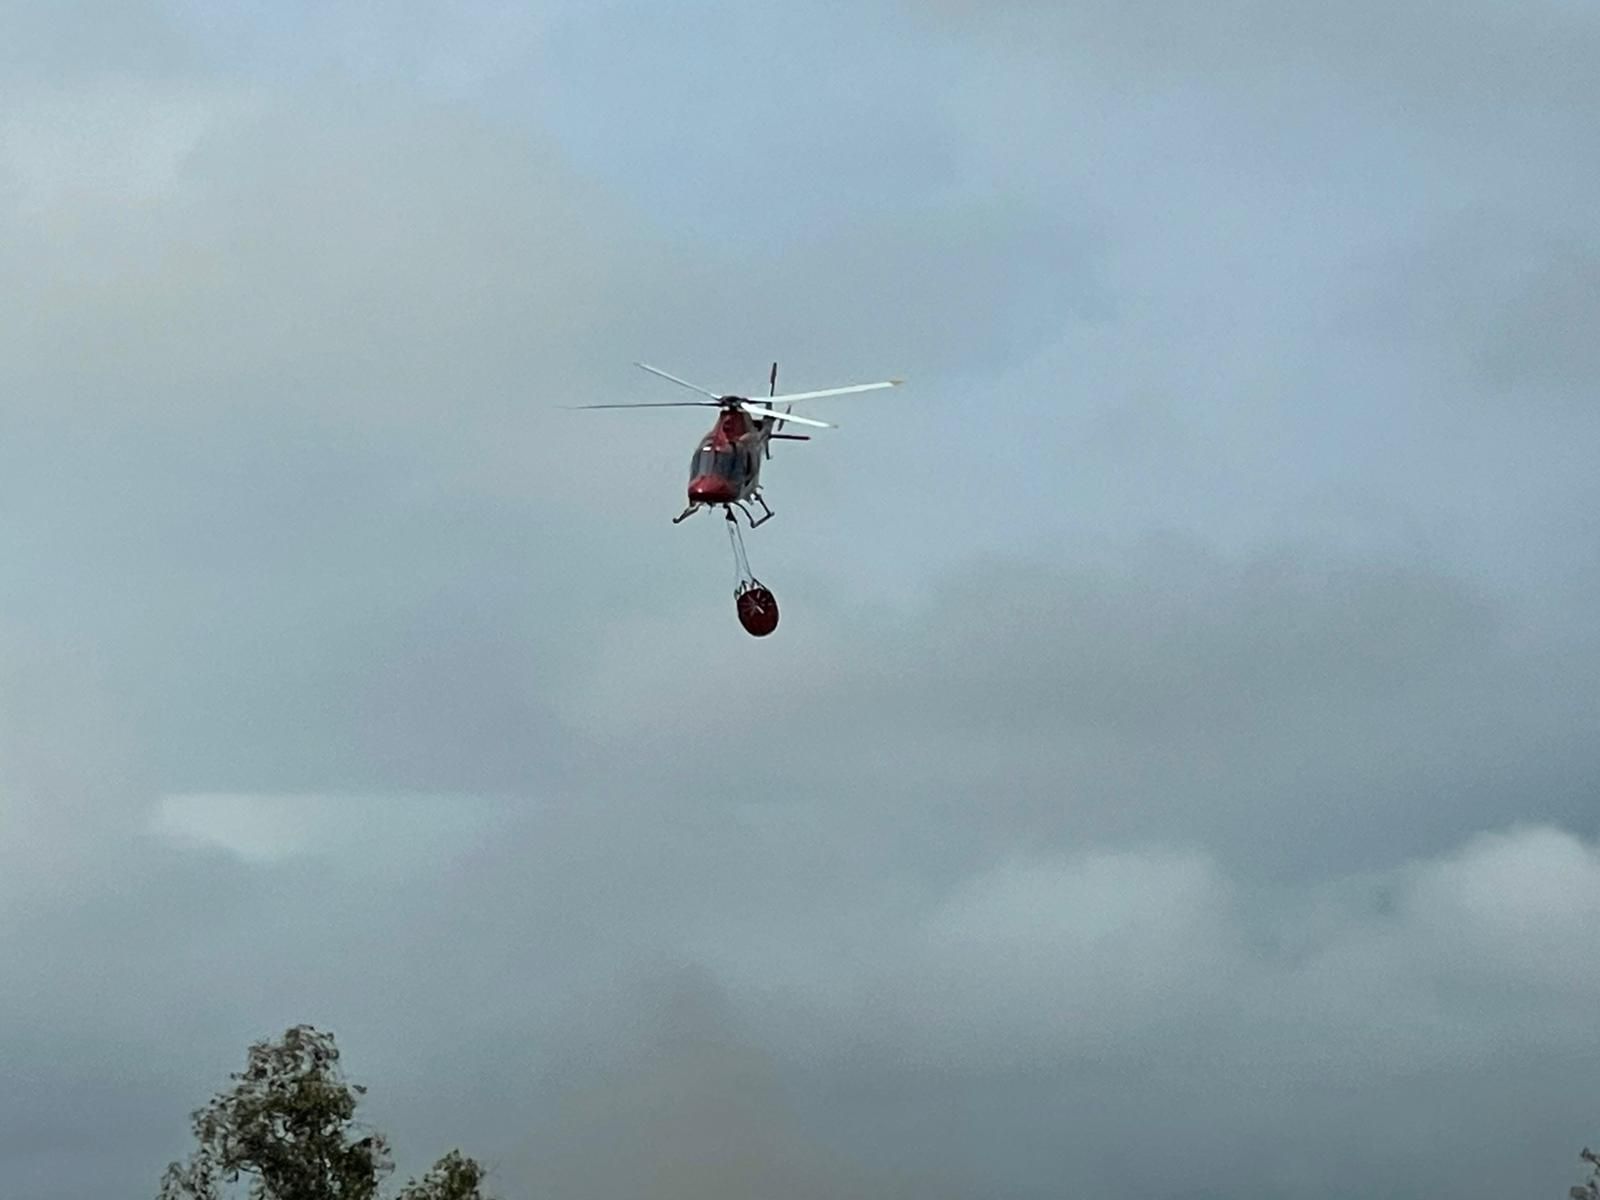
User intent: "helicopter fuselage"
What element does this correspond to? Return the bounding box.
[686,405,769,507]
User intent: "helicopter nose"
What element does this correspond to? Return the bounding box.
[688,475,736,505]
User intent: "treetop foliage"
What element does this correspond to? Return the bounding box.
[158,1025,491,1200]
[1572,1147,1600,1200]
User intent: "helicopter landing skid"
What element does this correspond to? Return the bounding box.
[678,496,774,528]
[725,495,774,529]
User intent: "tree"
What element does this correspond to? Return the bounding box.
[397,1151,489,1200]
[1573,1147,1600,1200]
[159,1025,493,1200]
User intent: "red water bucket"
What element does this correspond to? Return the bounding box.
[736,583,779,637]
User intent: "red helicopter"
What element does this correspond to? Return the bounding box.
[571,361,903,636]
[573,362,903,528]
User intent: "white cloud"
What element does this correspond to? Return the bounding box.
[902,849,1239,1059]
[695,825,1600,1083]
[0,80,242,213]
[152,792,306,862]
[151,792,509,868]
[1402,825,1600,992]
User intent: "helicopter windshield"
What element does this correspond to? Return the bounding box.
[690,443,741,479]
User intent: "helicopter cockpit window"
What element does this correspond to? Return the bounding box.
[691,444,739,478]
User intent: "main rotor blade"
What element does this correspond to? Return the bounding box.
[634,362,723,399]
[739,402,834,429]
[564,401,719,410]
[766,379,903,404]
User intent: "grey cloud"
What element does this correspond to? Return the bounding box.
[1359,214,1600,402]
[625,195,1112,381]
[911,0,1600,125]
[0,1,194,81]
[10,774,1596,1198]
[2,88,628,411]
[0,75,662,794]
[577,541,1600,878]
[493,825,1600,1198]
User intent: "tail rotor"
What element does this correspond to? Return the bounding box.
[760,362,811,453]
[765,362,777,458]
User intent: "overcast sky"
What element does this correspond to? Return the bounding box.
[3,2,1599,1197]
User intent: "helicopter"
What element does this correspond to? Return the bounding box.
[571,362,903,527]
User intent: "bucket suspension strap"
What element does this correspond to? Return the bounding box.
[724,505,780,636]
[725,509,755,587]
